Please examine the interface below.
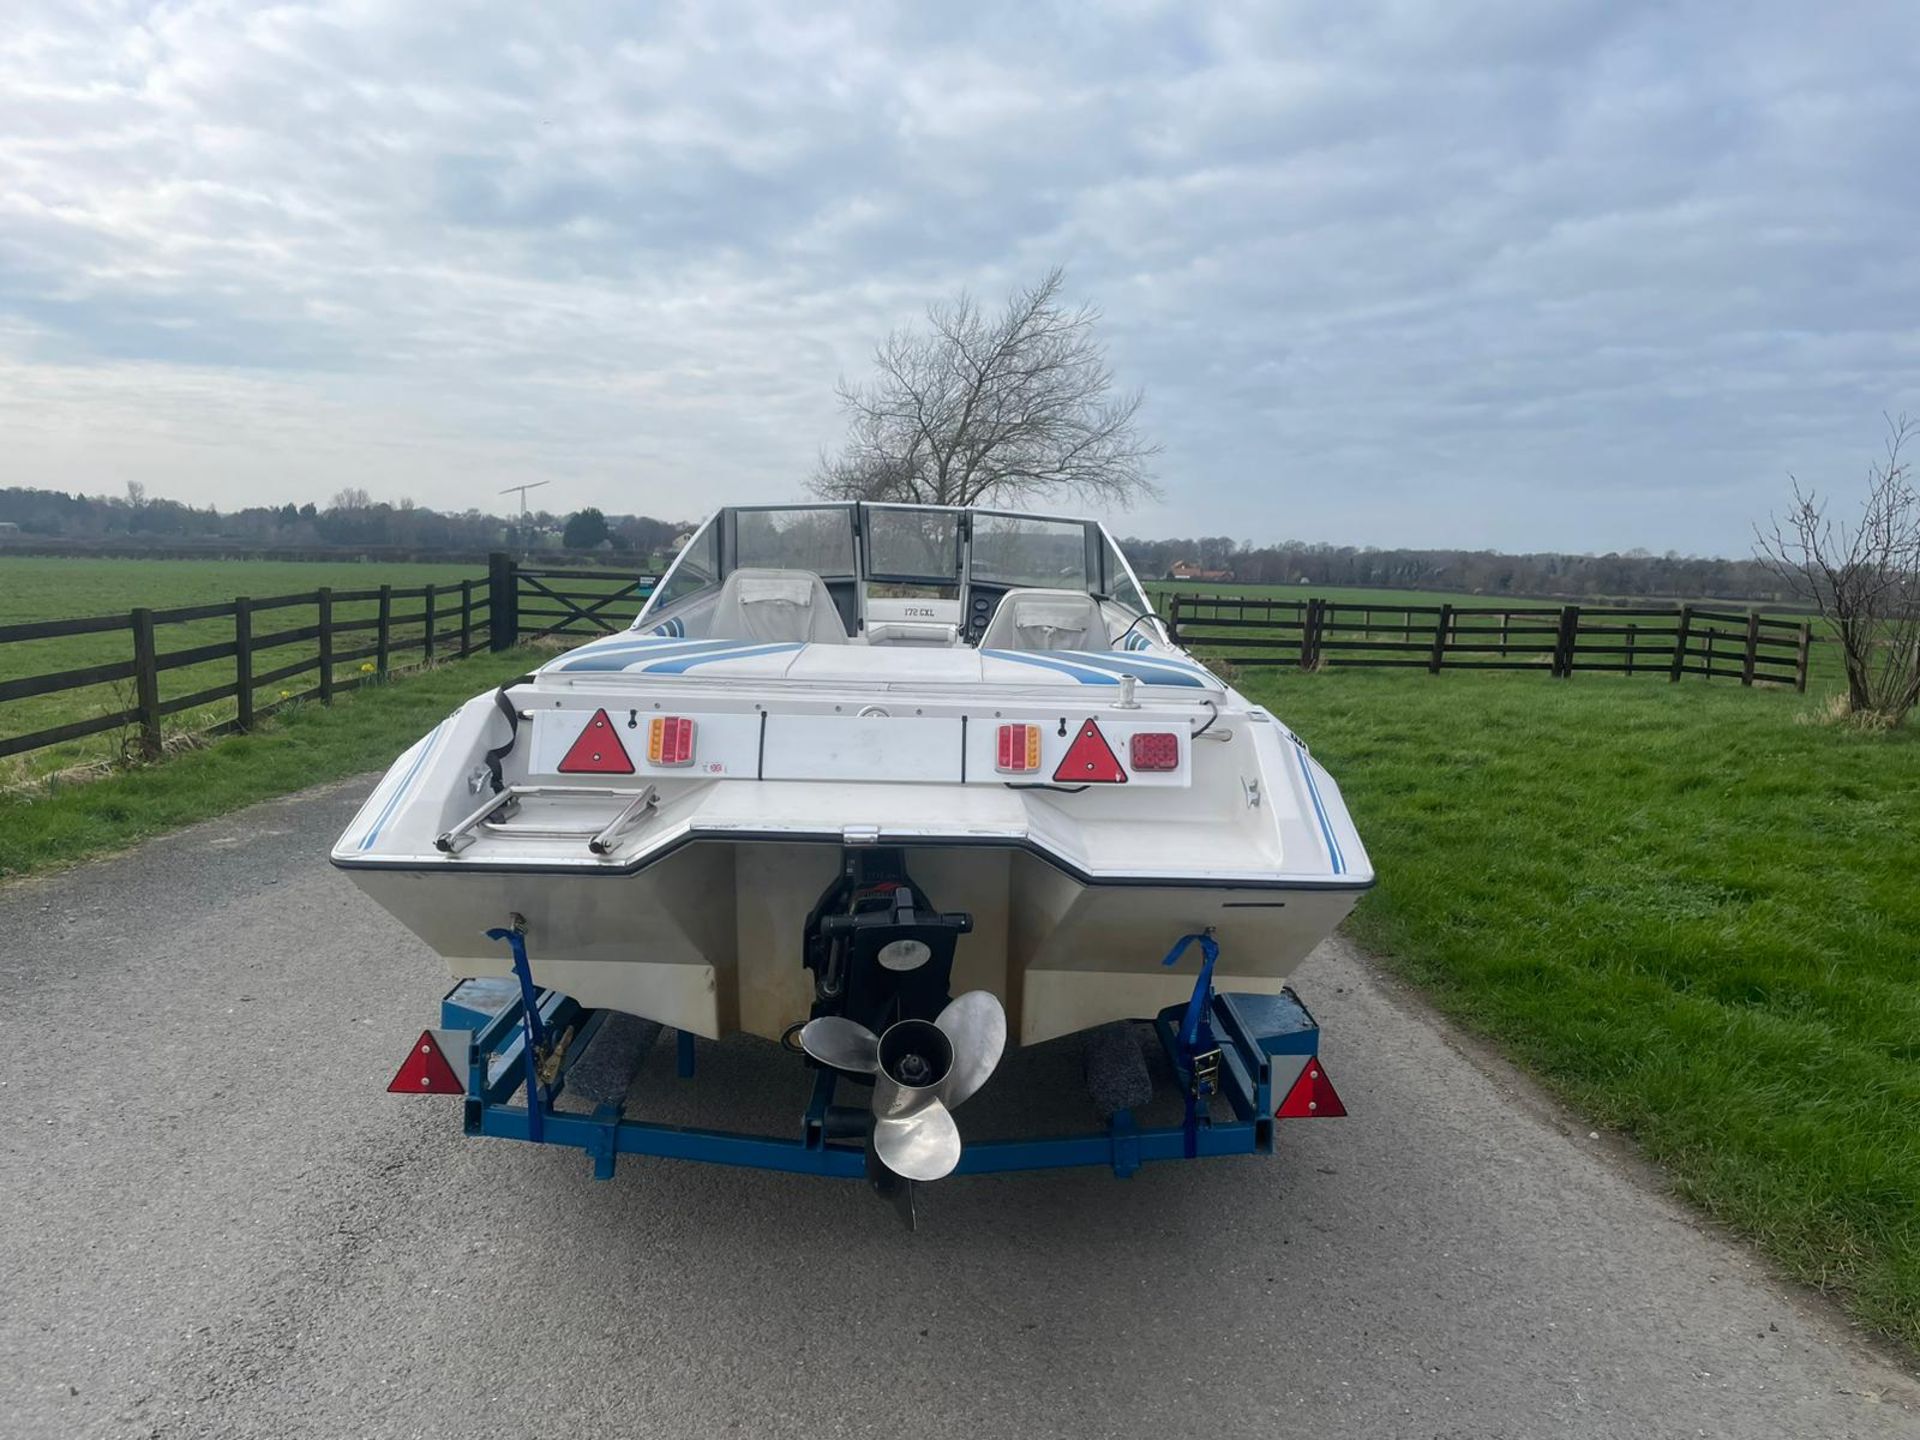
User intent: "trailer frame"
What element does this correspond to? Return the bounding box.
[434,976,1335,1181]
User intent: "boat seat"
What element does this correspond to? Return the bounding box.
[977,588,1109,652]
[708,568,848,643]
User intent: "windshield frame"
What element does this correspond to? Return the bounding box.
[636,502,1158,631]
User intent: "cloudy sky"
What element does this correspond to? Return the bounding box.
[3,1,1917,555]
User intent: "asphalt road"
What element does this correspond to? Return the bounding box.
[2,777,1915,1440]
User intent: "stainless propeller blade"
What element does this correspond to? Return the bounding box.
[933,990,1006,1108]
[797,1015,880,1073]
[871,1095,963,1182]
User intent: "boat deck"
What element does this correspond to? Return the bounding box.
[544,634,1227,692]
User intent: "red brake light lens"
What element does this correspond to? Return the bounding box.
[648,716,696,766]
[1128,732,1179,772]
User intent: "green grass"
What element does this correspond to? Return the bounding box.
[1,556,496,779]
[0,647,544,876]
[1249,667,1920,1349]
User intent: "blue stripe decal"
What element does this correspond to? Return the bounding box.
[1046,650,1212,687]
[554,638,748,671]
[359,720,447,851]
[556,633,724,662]
[638,642,803,674]
[980,649,1120,685]
[1293,740,1345,875]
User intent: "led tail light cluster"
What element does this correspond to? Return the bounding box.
[1128,732,1180,772]
[648,715,696,767]
[995,722,1041,774]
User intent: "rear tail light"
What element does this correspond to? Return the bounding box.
[996,723,1040,774]
[1128,732,1180,772]
[648,715,696,766]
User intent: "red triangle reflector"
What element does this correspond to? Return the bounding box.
[1276,1056,1346,1118]
[1053,718,1127,784]
[388,1030,463,1095]
[558,708,634,774]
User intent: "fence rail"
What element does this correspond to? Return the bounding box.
[1165,595,1811,690]
[489,556,658,644]
[2,553,662,770]
[2,579,493,764]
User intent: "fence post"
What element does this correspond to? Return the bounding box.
[460,579,474,657]
[1669,605,1693,682]
[317,587,334,703]
[1554,605,1580,678]
[234,597,254,732]
[1429,604,1451,674]
[131,607,162,760]
[1742,610,1760,686]
[376,584,392,677]
[1795,621,1811,693]
[424,584,438,664]
[488,552,517,651]
[1300,598,1321,669]
[1625,622,1637,676]
[1167,593,1181,647]
[1499,611,1510,658]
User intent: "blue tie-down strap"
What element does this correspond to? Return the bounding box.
[485,925,547,1142]
[1161,931,1221,1157]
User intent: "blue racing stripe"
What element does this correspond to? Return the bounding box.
[554,637,749,671]
[1293,739,1345,874]
[638,642,803,674]
[359,720,447,851]
[981,649,1121,684]
[1047,650,1213,687]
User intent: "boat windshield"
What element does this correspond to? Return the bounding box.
[642,503,1152,625]
[971,513,1090,589]
[866,506,961,582]
[734,506,857,576]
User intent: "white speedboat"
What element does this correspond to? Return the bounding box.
[335,504,1370,1176]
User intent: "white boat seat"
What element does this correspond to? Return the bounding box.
[977,588,1110,652]
[708,568,848,643]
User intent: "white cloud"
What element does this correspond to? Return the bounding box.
[1,0,1917,551]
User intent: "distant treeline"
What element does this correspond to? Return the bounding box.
[1121,536,1790,603]
[0,482,1790,602]
[0,484,687,559]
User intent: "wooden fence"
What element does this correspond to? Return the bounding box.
[1165,595,1811,690]
[0,553,659,769]
[1,580,494,764]
[489,555,658,645]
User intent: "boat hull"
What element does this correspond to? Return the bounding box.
[348,838,1364,1045]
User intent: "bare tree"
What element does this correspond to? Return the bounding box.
[812,268,1160,510]
[1757,415,1920,724]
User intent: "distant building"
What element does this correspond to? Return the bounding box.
[1168,558,1233,582]
[0,521,20,537]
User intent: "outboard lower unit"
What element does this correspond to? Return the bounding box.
[795,850,1007,1213]
[801,849,974,1035]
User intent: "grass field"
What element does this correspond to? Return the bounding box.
[1252,668,1920,1348]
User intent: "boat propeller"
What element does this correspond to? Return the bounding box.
[799,990,1006,1183]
